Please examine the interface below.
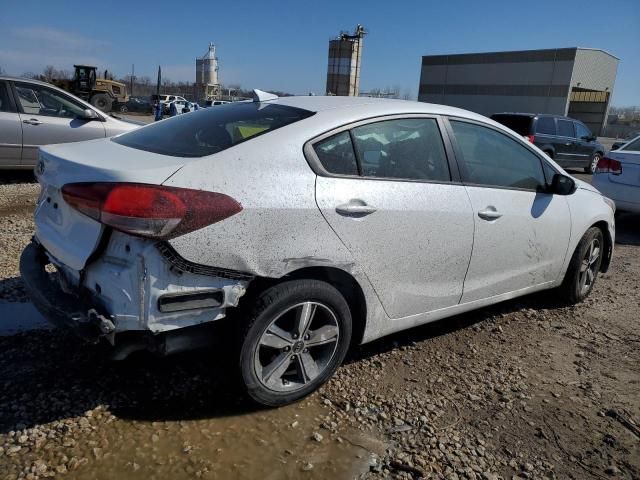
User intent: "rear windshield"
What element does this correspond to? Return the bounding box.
[113,103,314,157]
[490,114,533,136]
[621,137,640,151]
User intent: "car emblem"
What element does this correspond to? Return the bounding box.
[36,160,45,175]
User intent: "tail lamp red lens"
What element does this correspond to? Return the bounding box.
[61,183,242,239]
[526,135,535,143]
[595,157,622,175]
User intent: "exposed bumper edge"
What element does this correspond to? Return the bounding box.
[19,241,109,341]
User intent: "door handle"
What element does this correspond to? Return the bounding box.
[336,200,377,216]
[478,207,502,221]
[23,119,43,125]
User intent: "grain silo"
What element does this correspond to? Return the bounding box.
[196,43,221,103]
[326,25,366,96]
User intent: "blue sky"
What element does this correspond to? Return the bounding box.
[0,0,638,105]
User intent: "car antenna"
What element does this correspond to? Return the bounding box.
[252,89,278,102]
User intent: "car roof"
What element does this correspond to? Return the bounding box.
[266,95,489,121]
[493,112,578,121]
[0,75,63,88]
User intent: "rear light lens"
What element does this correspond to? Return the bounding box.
[61,183,242,239]
[595,157,622,175]
[526,135,535,143]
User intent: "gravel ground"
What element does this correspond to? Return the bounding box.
[0,175,638,479]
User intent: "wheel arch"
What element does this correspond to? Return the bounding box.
[592,220,613,273]
[243,266,367,347]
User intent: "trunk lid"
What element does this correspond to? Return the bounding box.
[35,138,185,270]
[607,150,640,187]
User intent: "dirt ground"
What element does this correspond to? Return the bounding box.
[0,171,638,479]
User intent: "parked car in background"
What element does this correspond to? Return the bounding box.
[491,113,605,174]
[593,135,640,213]
[205,100,231,107]
[150,94,189,115]
[0,76,139,169]
[21,94,614,406]
[119,96,153,114]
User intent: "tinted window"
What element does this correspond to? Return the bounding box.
[313,131,358,175]
[621,137,640,151]
[351,118,449,181]
[113,103,314,157]
[575,122,591,139]
[535,117,556,135]
[0,82,14,112]
[490,114,533,136]
[15,83,85,118]
[557,119,575,138]
[451,120,546,190]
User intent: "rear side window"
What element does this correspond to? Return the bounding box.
[535,117,556,135]
[621,137,640,151]
[451,120,546,190]
[0,82,14,112]
[557,119,575,138]
[351,118,449,181]
[313,131,358,175]
[113,103,314,157]
[490,114,532,136]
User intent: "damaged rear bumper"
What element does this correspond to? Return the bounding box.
[19,241,114,341]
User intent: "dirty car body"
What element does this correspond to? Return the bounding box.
[21,95,615,406]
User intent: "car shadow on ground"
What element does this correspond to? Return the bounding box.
[0,171,35,185]
[615,212,640,246]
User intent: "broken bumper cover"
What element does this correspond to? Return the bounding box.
[19,241,114,341]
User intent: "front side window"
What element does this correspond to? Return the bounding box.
[313,131,358,175]
[15,83,85,119]
[535,117,556,135]
[351,118,450,181]
[557,119,575,138]
[575,122,591,139]
[113,102,314,157]
[450,120,546,190]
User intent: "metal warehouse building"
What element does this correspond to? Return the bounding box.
[418,48,619,135]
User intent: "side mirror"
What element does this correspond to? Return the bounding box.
[78,108,99,120]
[549,173,576,196]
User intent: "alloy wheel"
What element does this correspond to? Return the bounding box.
[254,302,340,392]
[579,238,600,295]
[590,154,601,173]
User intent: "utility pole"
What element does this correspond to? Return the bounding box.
[130,64,135,97]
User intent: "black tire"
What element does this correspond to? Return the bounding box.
[118,104,128,113]
[90,93,113,112]
[557,227,604,304]
[238,280,352,407]
[585,152,602,174]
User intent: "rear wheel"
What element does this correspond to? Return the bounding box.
[238,280,352,406]
[118,104,128,113]
[557,227,604,304]
[90,93,112,112]
[585,152,602,174]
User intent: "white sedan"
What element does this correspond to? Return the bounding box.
[20,91,615,406]
[593,135,640,214]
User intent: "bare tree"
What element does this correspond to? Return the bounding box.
[0,66,4,75]
[42,65,58,81]
[21,72,40,79]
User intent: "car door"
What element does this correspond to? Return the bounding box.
[555,118,579,166]
[311,116,474,319]
[0,80,22,167]
[13,81,106,167]
[446,118,571,303]
[574,121,596,162]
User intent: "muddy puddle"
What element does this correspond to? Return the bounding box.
[62,400,383,479]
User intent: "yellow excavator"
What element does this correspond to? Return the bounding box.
[50,65,129,112]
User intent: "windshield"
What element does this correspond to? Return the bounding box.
[112,102,314,157]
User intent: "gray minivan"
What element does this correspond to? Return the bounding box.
[491,113,605,174]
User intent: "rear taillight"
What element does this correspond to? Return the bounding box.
[61,183,242,239]
[595,157,622,175]
[526,135,535,143]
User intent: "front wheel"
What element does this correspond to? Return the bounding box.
[239,280,352,406]
[557,227,604,304]
[585,152,601,174]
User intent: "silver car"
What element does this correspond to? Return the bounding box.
[0,76,139,169]
[20,93,615,406]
